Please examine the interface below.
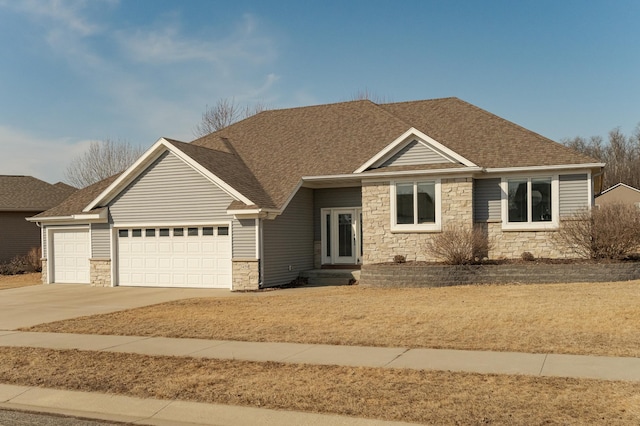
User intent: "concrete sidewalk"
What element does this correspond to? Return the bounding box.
[1,330,639,382]
[0,384,412,426]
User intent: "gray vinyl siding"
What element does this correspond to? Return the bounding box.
[233,219,256,258]
[473,179,502,222]
[0,211,41,263]
[109,150,257,260]
[91,223,111,259]
[381,140,453,167]
[559,174,589,217]
[313,187,362,240]
[262,188,314,287]
[109,151,235,223]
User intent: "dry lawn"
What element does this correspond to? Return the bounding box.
[0,272,41,290]
[26,281,640,357]
[0,347,638,425]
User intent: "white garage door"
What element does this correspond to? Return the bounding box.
[117,226,231,288]
[52,229,90,284]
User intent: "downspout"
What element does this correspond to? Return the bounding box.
[258,218,265,288]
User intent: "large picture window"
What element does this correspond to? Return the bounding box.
[503,176,558,229]
[391,180,440,231]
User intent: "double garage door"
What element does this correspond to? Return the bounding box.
[117,225,231,288]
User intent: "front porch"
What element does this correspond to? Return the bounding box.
[300,268,361,286]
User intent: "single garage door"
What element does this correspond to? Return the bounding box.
[52,229,90,284]
[117,225,231,288]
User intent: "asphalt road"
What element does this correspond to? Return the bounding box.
[0,409,131,426]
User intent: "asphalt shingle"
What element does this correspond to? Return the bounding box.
[0,176,76,211]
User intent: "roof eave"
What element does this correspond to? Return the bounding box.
[483,163,605,174]
[304,166,483,183]
[27,209,108,224]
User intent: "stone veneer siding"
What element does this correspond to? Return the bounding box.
[90,259,111,287]
[361,262,640,288]
[232,259,260,291]
[41,259,47,284]
[475,222,572,259]
[362,178,473,264]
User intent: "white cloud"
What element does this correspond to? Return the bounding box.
[2,0,111,37]
[0,125,94,184]
[0,1,282,157]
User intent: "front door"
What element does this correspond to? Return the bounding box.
[321,208,362,265]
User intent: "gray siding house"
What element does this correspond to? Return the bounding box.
[31,98,603,289]
[0,176,76,263]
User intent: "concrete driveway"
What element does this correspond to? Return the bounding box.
[0,284,233,330]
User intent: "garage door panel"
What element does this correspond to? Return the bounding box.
[52,230,90,284]
[118,226,231,288]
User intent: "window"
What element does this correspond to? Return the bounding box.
[202,227,214,236]
[218,226,229,236]
[159,228,170,237]
[132,229,142,237]
[391,180,440,231]
[118,229,128,238]
[188,227,198,236]
[173,228,184,236]
[145,228,156,237]
[503,176,558,229]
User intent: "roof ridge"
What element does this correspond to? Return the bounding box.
[379,96,460,107]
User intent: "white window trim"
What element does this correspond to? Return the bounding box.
[500,175,559,231]
[390,179,442,232]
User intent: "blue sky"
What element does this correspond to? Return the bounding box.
[1,0,639,184]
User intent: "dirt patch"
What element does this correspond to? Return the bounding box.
[0,273,41,290]
[26,281,640,357]
[0,347,638,425]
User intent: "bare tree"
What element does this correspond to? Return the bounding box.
[193,98,267,137]
[64,139,145,188]
[563,124,640,191]
[349,88,391,104]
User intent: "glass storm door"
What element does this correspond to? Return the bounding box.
[322,208,361,265]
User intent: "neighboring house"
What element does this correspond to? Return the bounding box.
[30,98,604,289]
[595,183,640,208]
[0,176,76,263]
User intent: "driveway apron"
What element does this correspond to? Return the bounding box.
[0,284,230,330]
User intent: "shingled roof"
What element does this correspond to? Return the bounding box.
[32,175,118,219]
[379,98,597,168]
[35,97,600,218]
[0,175,76,211]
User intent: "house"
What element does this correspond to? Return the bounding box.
[595,183,640,208]
[29,98,604,290]
[0,176,76,263]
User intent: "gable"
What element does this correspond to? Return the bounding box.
[109,151,235,224]
[379,139,456,168]
[356,128,476,173]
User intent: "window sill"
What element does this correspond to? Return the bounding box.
[391,224,441,233]
[501,222,559,232]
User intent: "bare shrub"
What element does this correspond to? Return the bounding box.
[426,227,491,265]
[393,255,406,264]
[26,247,42,272]
[521,252,535,261]
[554,204,640,259]
[0,248,42,275]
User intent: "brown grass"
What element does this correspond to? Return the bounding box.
[0,347,638,425]
[0,272,41,290]
[26,281,640,357]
